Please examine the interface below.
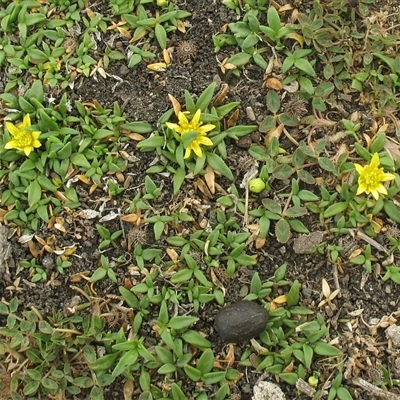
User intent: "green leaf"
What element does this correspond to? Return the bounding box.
[319,157,337,173]
[267,7,282,33]
[168,316,199,330]
[275,218,291,243]
[206,153,233,180]
[272,164,294,180]
[71,153,91,169]
[37,205,49,222]
[297,190,319,202]
[371,131,386,153]
[227,52,252,67]
[284,206,307,218]
[38,320,53,334]
[313,341,342,357]
[173,167,186,195]
[171,383,187,400]
[288,219,309,234]
[278,372,298,385]
[27,180,42,207]
[323,202,348,218]
[182,330,212,349]
[90,268,107,282]
[195,82,216,111]
[37,174,57,191]
[171,269,193,283]
[287,280,300,306]
[119,286,139,308]
[384,200,400,223]
[266,90,280,114]
[197,348,215,374]
[337,386,353,400]
[158,363,176,374]
[295,58,316,77]
[112,349,139,378]
[202,371,226,385]
[298,76,314,94]
[262,198,282,214]
[184,365,202,381]
[155,23,167,49]
[120,121,153,133]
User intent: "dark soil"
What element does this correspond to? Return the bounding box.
[2,0,400,399]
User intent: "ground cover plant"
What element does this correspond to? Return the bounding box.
[1,0,400,399]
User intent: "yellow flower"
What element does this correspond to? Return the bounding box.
[4,114,41,156]
[354,153,395,200]
[166,109,215,159]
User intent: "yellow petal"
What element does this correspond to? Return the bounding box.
[5,121,19,137]
[32,131,41,140]
[370,153,380,169]
[21,114,31,129]
[354,163,364,175]
[184,147,191,159]
[371,189,379,200]
[382,172,395,181]
[23,146,33,156]
[376,185,387,195]
[32,139,42,148]
[166,122,179,130]
[197,136,213,146]
[200,123,216,133]
[191,142,203,158]
[192,109,201,126]
[177,112,189,126]
[4,140,18,149]
[356,184,366,195]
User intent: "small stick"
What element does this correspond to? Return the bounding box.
[352,377,400,400]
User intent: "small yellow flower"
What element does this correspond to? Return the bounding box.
[4,114,41,156]
[166,109,215,159]
[354,153,395,200]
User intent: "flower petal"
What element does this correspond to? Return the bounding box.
[371,189,379,200]
[177,112,189,127]
[191,142,203,158]
[5,121,19,137]
[184,147,191,159]
[199,123,216,133]
[21,114,31,129]
[23,146,33,157]
[381,172,395,181]
[192,109,201,126]
[32,139,42,148]
[356,184,366,195]
[376,185,388,195]
[4,140,18,149]
[166,122,179,130]
[197,136,213,146]
[354,163,364,175]
[370,153,380,169]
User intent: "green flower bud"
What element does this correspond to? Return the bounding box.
[249,178,266,193]
[308,376,318,387]
[156,0,168,6]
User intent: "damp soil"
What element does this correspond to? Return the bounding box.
[2,0,400,399]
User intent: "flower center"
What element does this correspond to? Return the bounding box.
[15,130,33,147]
[363,167,383,186]
[181,122,200,134]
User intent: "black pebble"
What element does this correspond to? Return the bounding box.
[214,300,268,343]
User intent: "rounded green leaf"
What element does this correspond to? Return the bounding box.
[313,341,342,357]
[275,218,291,243]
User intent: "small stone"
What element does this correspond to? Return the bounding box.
[386,325,400,348]
[252,381,286,400]
[214,301,268,343]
